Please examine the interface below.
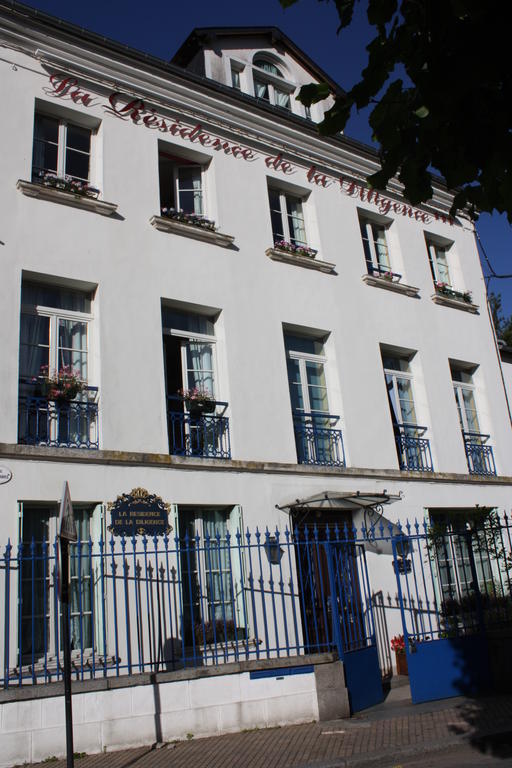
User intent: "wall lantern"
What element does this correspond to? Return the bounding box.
[264,536,284,565]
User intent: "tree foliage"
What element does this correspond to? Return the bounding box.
[489,292,512,346]
[280,0,512,220]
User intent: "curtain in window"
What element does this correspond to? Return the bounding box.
[275,89,291,110]
[68,510,93,651]
[19,314,50,380]
[435,248,451,284]
[177,166,203,215]
[203,510,233,623]
[254,79,269,100]
[185,342,214,396]
[372,225,390,267]
[286,197,306,245]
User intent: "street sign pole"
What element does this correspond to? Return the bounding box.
[58,482,77,768]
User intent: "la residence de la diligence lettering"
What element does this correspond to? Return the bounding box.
[44,73,452,226]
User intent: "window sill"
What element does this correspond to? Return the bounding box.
[431,293,479,313]
[150,215,235,247]
[17,180,118,217]
[265,247,335,274]
[362,273,420,297]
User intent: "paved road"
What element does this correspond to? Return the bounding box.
[27,691,512,768]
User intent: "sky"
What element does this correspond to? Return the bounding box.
[14,0,512,316]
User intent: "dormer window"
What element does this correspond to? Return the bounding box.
[254,58,283,77]
[252,54,293,111]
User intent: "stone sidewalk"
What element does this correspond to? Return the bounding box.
[27,690,512,768]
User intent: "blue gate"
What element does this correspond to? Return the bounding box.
[391,513,512,704]
[294,527,383,713]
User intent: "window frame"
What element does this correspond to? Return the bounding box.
[383,358,418,429]
[251,58,294,111]
[158,153,206,217]
[32,112,93,184]
[268,187,308,247]
[359,215,392,275]
[19,301,93,385]
[452,374,481,435]
[286,347,330,416]
[426,239,452,286]
[17,501,104,662]
[163,324,218,406]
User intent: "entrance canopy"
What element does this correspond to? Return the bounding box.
[277,490,405,555]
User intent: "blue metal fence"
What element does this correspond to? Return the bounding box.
[293,412,345,467]
[167,396,231,459]
[2,514,511,695]
[462,432,496,476]
[1,524,377,688]
[18,386,99,450]
[394,424,433,472]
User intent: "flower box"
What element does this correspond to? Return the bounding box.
[273,240,317,259]
[161,207,216,231]
[36,171,100,199]
[435,282,472,303]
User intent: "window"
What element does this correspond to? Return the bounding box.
[18,280,96,448]
[359,214,391,276]
[451,365,495,475]
[426,238,452,286]
[32,112,91,183]
[268,188,307,247]
[284,333,344,466]
[177,506,244,646]
[429,510,494,609]
[230,63,242,90]
[452,368,480,435]
[253,57,292,110]
[158,153,204,215]
[382,353,433,471]
[19,503,102,661]
[162,306,230,458]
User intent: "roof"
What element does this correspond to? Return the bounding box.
[171,26,346,97]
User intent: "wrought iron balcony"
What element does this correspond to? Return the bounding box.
[463,432,497,476]
[293,412,345,467]
[394,424,433,472]
[18,383,99,449]
[167,396,231,459]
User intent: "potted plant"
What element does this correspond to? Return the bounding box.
[33,364,85,402]
[391,634,408,675]
[178,387,216,415]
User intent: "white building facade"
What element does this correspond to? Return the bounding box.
[1,5,512,757]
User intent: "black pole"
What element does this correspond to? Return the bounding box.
[60,536,74,768]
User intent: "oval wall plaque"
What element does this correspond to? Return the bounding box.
[0,466,12,485]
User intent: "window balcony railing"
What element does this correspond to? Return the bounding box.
[394,424,433,472]
[463,432,497,476]
[167,396,231,459]
[293,412,345,467]
[18,383,99,450]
